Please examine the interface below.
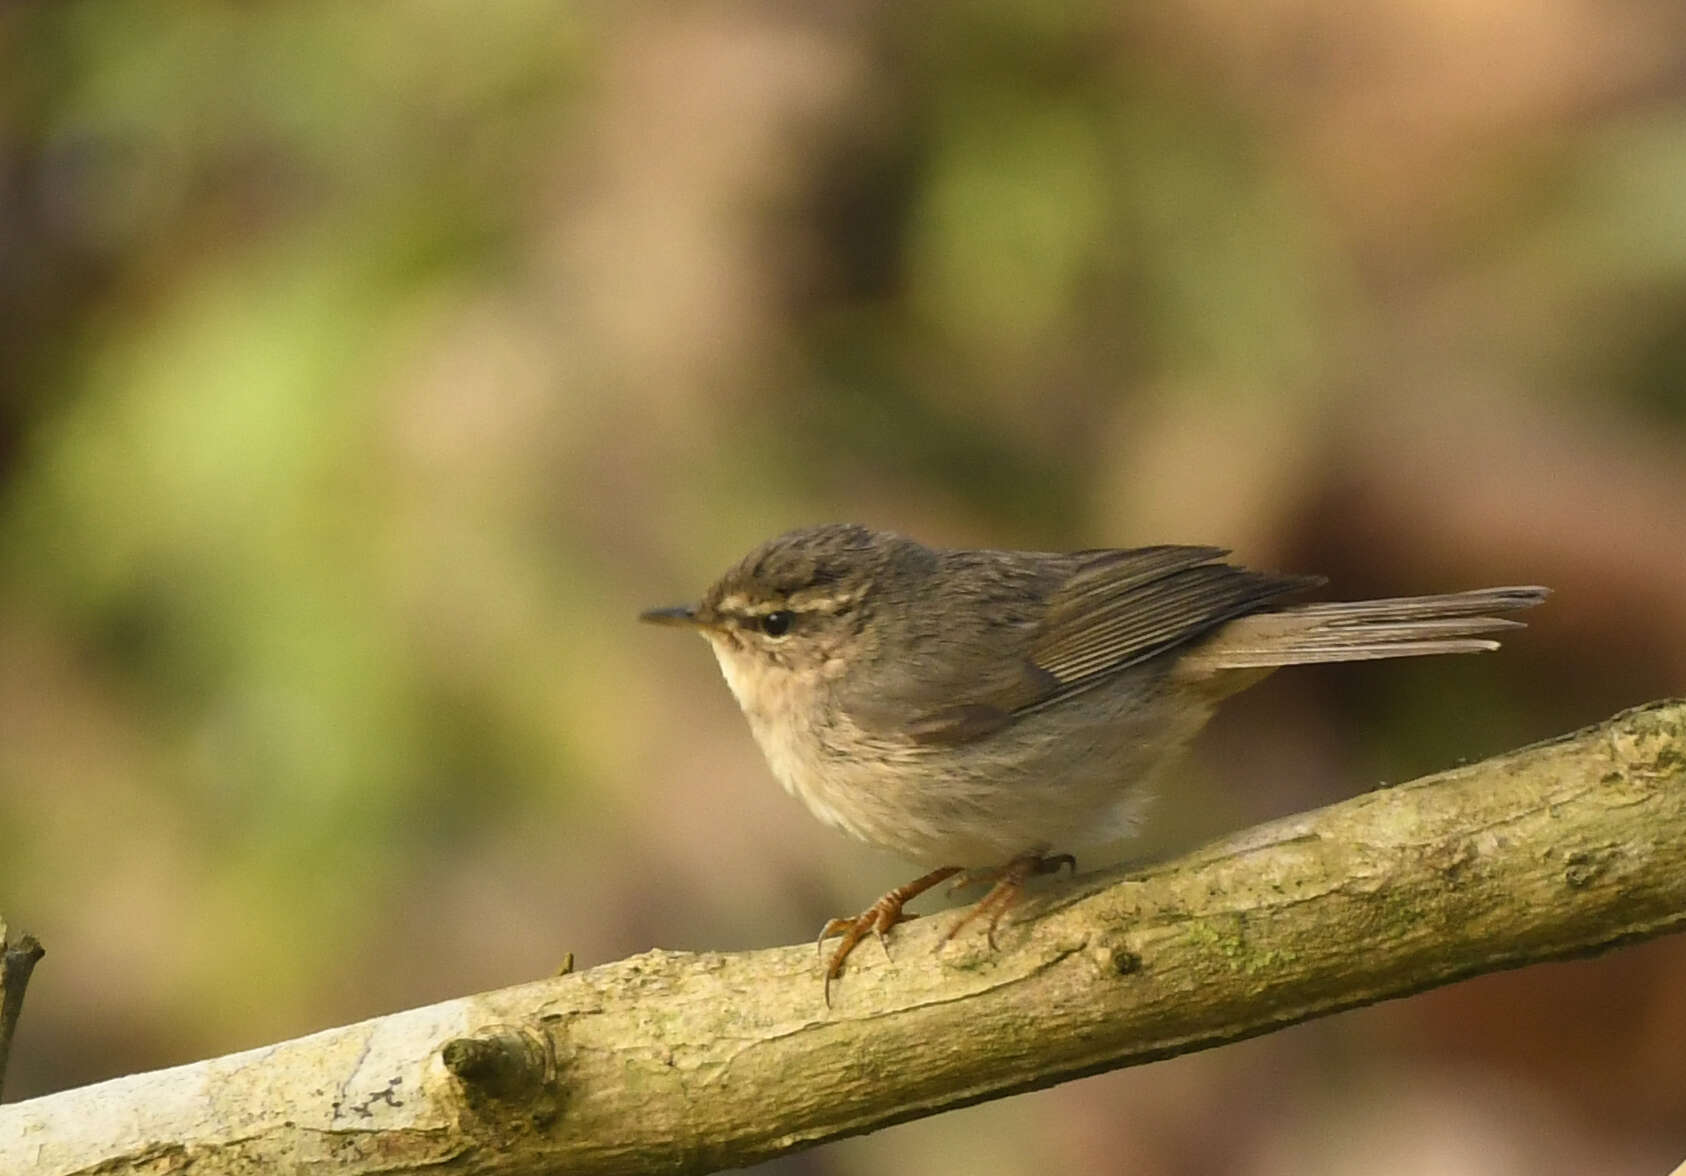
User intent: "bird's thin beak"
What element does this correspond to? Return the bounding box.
[639,604,706,628]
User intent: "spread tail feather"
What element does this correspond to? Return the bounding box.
[1184,586,1551,671]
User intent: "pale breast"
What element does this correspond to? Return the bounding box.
[711,639,852,829]
[708,636,1217,867]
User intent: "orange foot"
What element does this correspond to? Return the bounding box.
[816,866,960,1005]
[939,850,1077,951]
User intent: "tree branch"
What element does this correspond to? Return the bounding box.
[0,919,45,1104]
[3,701,1684,1175]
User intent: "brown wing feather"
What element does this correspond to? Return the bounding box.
[1026,552,1321,700]
[902,548,1319,743]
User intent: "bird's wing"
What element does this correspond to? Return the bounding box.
[878,546,1320,745]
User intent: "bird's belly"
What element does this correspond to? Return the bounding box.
[749,687,1216,868]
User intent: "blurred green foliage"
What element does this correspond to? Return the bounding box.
[2,1,1685,1169]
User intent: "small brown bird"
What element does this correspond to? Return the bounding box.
[642,524,1548,1001]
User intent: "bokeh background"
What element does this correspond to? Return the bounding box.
[4,3,1686,1173]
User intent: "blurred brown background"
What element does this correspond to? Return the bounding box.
[3,3,1685,1173]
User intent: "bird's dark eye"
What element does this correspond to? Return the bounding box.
[760,610,793,637]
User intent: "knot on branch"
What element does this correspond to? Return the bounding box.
[440,1024,557,1105]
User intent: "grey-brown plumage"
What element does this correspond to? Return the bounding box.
[643,523,1548,865]
[642,524,1548,991]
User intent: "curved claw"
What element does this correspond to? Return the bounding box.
[816,854,1075,1003]
[814,866,961,1006]
[935,850,1077,954]
[816,917,850,958]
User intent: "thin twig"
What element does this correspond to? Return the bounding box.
[0,919,46,1103]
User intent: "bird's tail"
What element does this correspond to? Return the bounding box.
[1184,586,1551,671]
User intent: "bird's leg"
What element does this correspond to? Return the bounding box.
[939,850,1076,950]
[816,866,962,1005]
